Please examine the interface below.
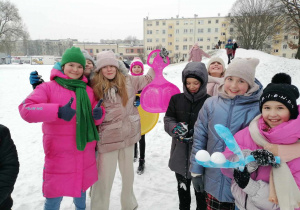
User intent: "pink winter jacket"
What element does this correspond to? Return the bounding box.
[19,67,105,198]
[188,47,210,62]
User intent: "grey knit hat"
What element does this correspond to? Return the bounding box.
[95,50,119,72]
[224,58,259,88]
[81,50,95,66]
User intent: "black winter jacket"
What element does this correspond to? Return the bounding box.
[164,62,210,179]
[0,124,19,210]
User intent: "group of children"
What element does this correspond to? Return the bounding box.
[5,44,298,210]
[164,55,300,210]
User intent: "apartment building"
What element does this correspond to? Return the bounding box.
[143,15,297,62]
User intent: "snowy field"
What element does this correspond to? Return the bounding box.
[0,49,300,209]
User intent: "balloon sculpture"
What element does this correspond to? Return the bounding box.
[195,124,280,171]
[140,49,180,113]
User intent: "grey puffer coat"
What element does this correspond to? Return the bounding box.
[189,79,263,203]
[164,62,210,179]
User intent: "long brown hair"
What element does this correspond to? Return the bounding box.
[92,68,128,106]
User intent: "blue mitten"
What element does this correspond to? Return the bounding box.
[133,96,140,107]
[93,99,103,120]
[192,175,204,193]
[58,97,76,121]
[29,71,44,89]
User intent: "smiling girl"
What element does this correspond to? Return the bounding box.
[223,73,300,210]
[206,57,226,96]
[190,58,263,210]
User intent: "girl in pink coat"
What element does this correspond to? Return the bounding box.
[223,73,300,210]
[188,43,211,62]
[19,47,105,210]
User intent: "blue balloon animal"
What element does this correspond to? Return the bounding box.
[195,124,280,171]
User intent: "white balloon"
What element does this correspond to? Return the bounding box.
[211,152,226,164]
[196,150,211,162]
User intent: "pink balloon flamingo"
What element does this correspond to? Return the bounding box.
[140,49,180,113]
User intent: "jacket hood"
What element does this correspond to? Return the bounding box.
[182,62,208,102]
[50,67,88,83]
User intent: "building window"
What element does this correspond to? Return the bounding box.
[162,38,165,42]
[207,38,211,42]
[147,39,152,42]
[183,45,187,50]
[207,46,210,50]
[137,49,141,53]
[231,19,234,23]
[156,38,159,43]
[274,40,279,44]
[96,49,99,53]
[176,21,179,25]
[163,22,166,25]
[168,42,172,45]
[215,28,218,32]
[147,30,152,34]
[216,20,219,23]
[283,44,287,49]
[175,45,179,50]
[222,23,226,27]
[190,29,193,33]
[168,25,172,29]
[283,53,286,57]
[175,29,179,34]
[131,49,134,53]
[208,28,211,33]
[208,20,211,24]
[221,32,226,36]
[294,36,299,39]
[169,50,172,54]
[198,20,204,24]
[126,49,130,53]
[198,29,204,33]
[156,21,159,26]
[284,35,288,40]
[156,30,159,34]
[162,30,166,34]
[176,38,179,42]
[197,37,203,42]
[190,21,193,25]
[168,34,172,37]
[184,29,188,33]
[184,21,188,25]
[274,49,278,52]
[199,46,203,49]
[183,37,187,42]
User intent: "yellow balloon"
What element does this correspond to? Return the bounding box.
[136,94,159,135]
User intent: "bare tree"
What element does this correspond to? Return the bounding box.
[0,0,28,54]
[124,35,138,45]
[228,0,286,50]
[279,0,300,59]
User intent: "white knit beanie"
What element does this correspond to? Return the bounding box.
[224,58,259,88]
[95,50,119,72]
[207,57,226,73]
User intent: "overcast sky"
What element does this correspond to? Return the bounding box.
[10,0,237,42]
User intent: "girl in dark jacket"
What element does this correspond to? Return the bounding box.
[164,62,210,210]
[0,124,19,210]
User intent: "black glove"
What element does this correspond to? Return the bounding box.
[93,99,103,120]
[192,176,204,193]
[29,71,44,89]
[58,97,76,121]
[133,95,140,107]
[251,149,280,168]
[172,122,188,137]
[234,167,250,189]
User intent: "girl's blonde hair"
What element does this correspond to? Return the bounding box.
[92,68,128,106]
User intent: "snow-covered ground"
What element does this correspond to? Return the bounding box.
[0,49,300,209]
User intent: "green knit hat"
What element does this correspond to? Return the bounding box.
[61,47,86,70]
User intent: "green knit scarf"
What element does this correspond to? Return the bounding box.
[55,77,99,151]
